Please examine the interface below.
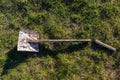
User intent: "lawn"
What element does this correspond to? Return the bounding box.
[0,0,120,80]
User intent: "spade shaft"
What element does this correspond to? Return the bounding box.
[28,39,91,43]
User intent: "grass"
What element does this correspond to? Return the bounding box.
[0,0,120,80]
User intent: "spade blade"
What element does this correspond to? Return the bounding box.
[17,29,39,52]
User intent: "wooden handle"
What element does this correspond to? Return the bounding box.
[28,39,92,43]
[94,40,116,52]
[27,39,116,52]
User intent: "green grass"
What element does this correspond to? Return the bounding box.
[0,0,120,80]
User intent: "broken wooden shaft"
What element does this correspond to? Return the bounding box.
[27,39,116,52]
[28,39,91,43]
[94,40,116,52]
